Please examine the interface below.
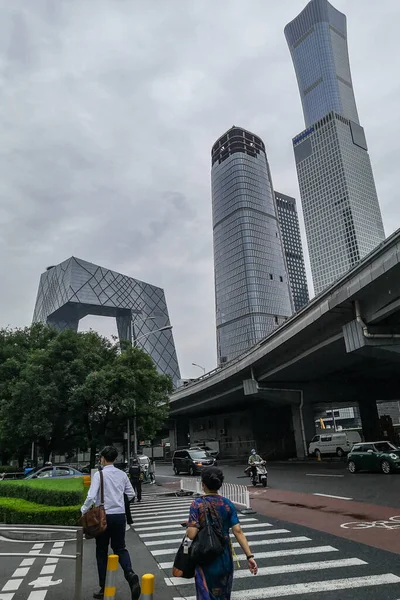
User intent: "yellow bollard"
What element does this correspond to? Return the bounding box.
[104,555,119,600]
[317,454,321,462]
[141,573,155,600]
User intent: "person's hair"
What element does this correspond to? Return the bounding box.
[100,446,118,463]
[201,467,224,491]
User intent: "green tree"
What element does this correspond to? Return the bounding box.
[0,325,171,466]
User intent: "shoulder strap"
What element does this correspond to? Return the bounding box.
[99,469,105,506]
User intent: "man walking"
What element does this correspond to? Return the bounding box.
[81,446,141,600]
[129,457,142,502]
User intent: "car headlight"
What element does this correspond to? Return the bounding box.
[389,453,399,460]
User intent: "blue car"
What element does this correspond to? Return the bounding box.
[24,465,83,479]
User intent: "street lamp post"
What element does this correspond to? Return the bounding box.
[192,362,206,375]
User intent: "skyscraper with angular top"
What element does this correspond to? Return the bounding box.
[285,0,385,294]
[211,126,293,364]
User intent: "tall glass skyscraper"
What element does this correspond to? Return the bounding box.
[285,0,385,294]
[211,126,293,364]
[275,192,309,312]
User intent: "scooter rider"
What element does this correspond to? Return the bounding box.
[248,449,263,478]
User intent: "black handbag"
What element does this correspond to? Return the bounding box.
[172,536,196,578]
[190,499,226,567]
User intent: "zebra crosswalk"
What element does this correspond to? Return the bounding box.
[130,494,400,599]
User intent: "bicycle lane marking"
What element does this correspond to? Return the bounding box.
[248,488,400,554]
[341,516,400,530]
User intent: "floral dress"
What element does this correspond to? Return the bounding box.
[188,495,239,600]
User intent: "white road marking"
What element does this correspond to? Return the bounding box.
[138,524,276,539]
[40,566,56,576]
[166,557,367,586]
[159,544,339,569]
[306,474,344,478]
[0,593,15,600]
[134,517,257,531]
[1,580,22,592]
[131,507,193,516]
[133,516,199,526]
[151,536,311,556]
[27,592,48,600]
[172,573,400,599]
[29,576,62,589]
[32,544,44,551]
[12,567,30,578]
[144,529,290,546]
[20,559,35,567]
[313,493,352,500]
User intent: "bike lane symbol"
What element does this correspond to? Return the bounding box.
[29,576,62,588]
[341,515,400,530]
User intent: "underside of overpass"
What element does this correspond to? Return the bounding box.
[169,229,400,458]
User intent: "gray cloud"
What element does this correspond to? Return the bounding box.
[0,0,399,377]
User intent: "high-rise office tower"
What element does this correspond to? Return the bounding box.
[285,0,385,294]
[211,126,293,364]
[275,191,309,312]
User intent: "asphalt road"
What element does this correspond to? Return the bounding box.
[156,460,400,507]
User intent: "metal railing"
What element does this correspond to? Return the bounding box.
[180,478,250,509]
[0,525,83,600]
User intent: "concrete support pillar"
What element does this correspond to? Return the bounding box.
[291,401,314,458]
[359,398,380,441]
[172,417,189,449]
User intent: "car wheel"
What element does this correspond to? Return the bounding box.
[348,460,357,474]
[173,466,179,475]
[336,447,344,458]
[189,466,195,476]
[381,460,392,474]
[315,449,321,459]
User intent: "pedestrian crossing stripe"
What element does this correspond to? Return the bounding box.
[130,494,400,599]
[166,557,367,586]
[172,574,400,599]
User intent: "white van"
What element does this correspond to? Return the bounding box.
[308,431,361,458]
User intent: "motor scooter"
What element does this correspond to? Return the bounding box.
[250,461,267,487]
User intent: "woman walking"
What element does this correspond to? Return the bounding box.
[186,467,258,599]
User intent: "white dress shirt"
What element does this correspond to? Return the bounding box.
[81,465,135,515]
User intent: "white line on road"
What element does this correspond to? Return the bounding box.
[151,536,311,556]
[12,567,30,578]
[138,524,275,539]
[144,529,290,547]
[27,592,47,600]
[134,518,258,531]
[158,545,339,569]
[166,557,367,586]
[172,573,400,599]
[313,493,352,500]
[306,474,344,478]
[0,593,15,600]
[1,580,22,592]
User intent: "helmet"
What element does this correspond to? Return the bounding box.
[251,449,256,455]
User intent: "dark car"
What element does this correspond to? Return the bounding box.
[347,441,400,474]
[172,449,216,475]
[190,445,219,459]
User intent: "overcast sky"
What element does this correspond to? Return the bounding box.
[0,0,399,379]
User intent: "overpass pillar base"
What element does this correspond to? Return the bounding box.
[359,398,380,441]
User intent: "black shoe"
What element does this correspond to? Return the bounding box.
[93,589,104,599]
[126,572,141,600]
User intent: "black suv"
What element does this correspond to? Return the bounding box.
[172,449,216,475]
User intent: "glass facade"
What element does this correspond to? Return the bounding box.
[285,0,359,128]
[293,113,385,294]
[286,0,385,294]
[211,126,293,364]
[275,192,309,312]
[33,257,181,387]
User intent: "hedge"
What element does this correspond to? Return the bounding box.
[0,497,81,526]
[0,478,85,507]
[0,466,23,474]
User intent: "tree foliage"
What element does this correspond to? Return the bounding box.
[0,325,172,466]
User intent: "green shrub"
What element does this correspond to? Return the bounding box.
[0,497,81,526]
[0,478,85,507]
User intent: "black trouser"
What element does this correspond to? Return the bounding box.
[95,514,132,589]
[124,494,133,525]
[132,479,142,501]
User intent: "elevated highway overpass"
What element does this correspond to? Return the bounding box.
[170,228,400,458]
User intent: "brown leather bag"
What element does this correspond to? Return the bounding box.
[80,469,107,538]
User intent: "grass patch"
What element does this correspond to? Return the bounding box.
[0,497,81,525]
[0,478,85,507]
